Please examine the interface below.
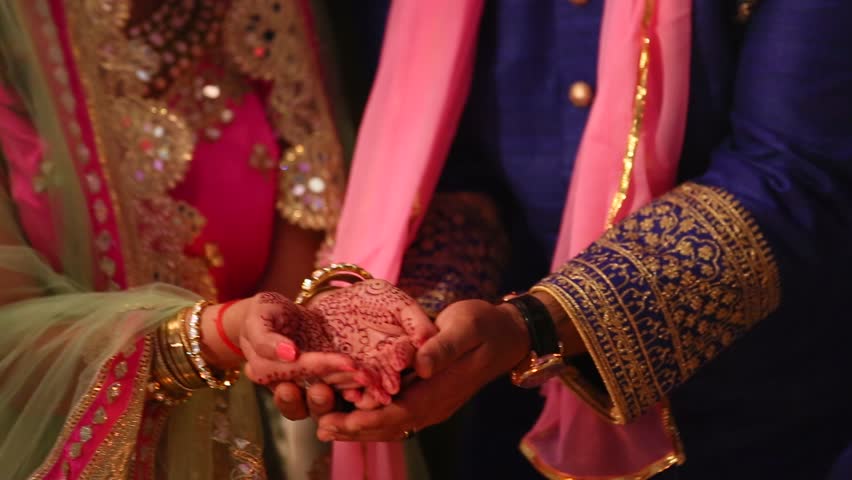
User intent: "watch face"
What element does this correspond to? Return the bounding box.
[512,354,568,388]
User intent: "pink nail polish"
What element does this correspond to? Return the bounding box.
[276,342,298,361]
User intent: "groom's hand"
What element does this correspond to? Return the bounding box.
[271,381,337,420]
[313,299,530,441]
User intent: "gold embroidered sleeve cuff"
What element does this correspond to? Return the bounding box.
[533,183,781,423]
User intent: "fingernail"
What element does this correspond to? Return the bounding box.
[276,342,298,361]
[279,389,294,403]
[317,430,335,442]
[310,394,327,406]
[324,425,339,433]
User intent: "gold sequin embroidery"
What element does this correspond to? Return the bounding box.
[224,0,344,230]
[65,0,218,298]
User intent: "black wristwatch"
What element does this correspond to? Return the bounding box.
[505,294,568,388]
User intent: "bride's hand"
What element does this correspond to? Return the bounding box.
[238,292,361,389]
[303,279,436,406]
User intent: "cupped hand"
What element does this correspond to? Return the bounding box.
[314,299,529,442]
[244,281,437,412]
[240,292,360,390]
[303,279,437,405]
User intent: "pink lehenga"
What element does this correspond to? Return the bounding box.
[0,1,349,478]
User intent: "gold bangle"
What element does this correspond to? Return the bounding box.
[149,320,194,405]
[181,300,239,390]
[149,347,192,405]
[162,310,207,390]
[146,380,191,407]
[294,263,374,305]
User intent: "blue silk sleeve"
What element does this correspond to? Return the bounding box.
[698,0,852,302]
[536,0,852,422]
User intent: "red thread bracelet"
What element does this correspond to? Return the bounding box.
[216,300,244,357]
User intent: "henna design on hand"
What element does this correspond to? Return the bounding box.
[243,282,435,406]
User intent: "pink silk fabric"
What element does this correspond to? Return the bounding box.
[523,2,693,477]
[328,1,485,478]
[331,0,693,478]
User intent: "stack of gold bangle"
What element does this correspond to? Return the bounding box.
[149,300,239,405]
[294,263,374,305]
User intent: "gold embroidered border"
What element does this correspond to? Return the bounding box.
[30,337,151,479]
[224,0,345,231]
[536,183,780,422]
[65,0,217,299]
[80,340,153,479]
[520,439,679,480]
[29,359,112,479]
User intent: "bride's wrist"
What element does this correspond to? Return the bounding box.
[200,300,249,370]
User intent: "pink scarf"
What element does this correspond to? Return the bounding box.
[330,0,693,478]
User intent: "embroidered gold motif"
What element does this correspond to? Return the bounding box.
[536,183,780,422]
[68,442,82,459]
[134,196,217,299]
[110,98,194,197]
[397,193,508,317]
[79,425,93,442]
[224,0,344,230]
[161,59,248,139]
[93,407,108,425]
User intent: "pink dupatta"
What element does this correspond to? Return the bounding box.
[330,0,693,478]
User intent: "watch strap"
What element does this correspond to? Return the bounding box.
[506,294,560,356]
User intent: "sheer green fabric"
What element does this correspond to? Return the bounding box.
[0,4,254,479]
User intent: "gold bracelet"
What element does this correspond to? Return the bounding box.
[181,300,240,390]
[294,263,374,305]
[162,309,207,390]
[149,337,192,406]
[149,313,196,405]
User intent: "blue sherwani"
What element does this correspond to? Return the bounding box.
[336,1,852,478]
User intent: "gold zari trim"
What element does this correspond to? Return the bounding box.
[79,340,153,479]
[30,338,153,479]
[606,0,655,227]
[535,183,781,423]
[520,439,679,480]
